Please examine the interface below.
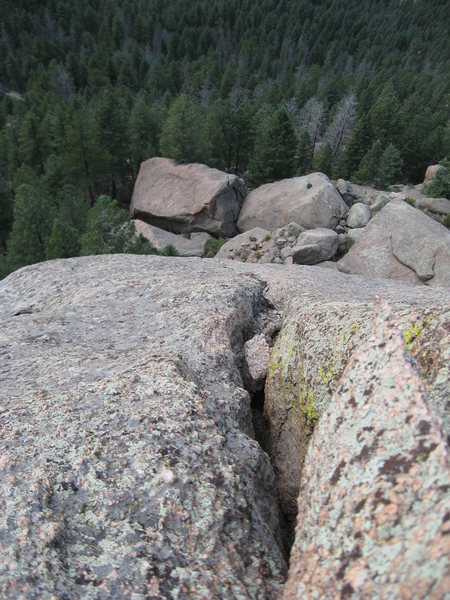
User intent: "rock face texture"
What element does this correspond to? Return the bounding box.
[130,157,245,237]
[283,305,450,599]
[237,173,348,232]
[0,256,286,599]
[133,219,206,256]
[1,256,449,599]
[338,199,450,287]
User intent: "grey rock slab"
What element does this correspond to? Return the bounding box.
[338,199,450,287]
[283,303,449,599]
[347,202,371,228]
[0,255,286,599]
[292,228,339,265]
[130,157,245,237]
[237,173,348,232]
[133,219,206,256]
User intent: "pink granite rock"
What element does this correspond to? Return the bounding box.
[283,303,450,599]
[130,157,245,237]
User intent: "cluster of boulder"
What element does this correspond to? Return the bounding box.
[130,158,450,287]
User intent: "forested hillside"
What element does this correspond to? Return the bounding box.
[1,0,449,276]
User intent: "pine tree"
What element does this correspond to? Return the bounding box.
[45,219,81,259]
[93,87,130,195]
[80,196,157,256]
[424,158,450,199]
[297,131,314,174]
[62,105,110,204]
[312,142,333,177]
[354,140,384,185]
[375,144,403,189]
[0,177,14,249]
[6,184,55,272]
[369,84,401,148]
[159,94,204,163]
[340,114,374,178]
[248,106,297,186]
[128,95,160,174]
[18,110,47,173]
[56,185,89,233]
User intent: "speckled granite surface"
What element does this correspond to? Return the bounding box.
[283,303,449,599]
[0,255,449,599]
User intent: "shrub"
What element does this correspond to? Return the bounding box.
[424,160,450,199]
[204,237,227,257]
[160,244,180,256]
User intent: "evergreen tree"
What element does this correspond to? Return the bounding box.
[0,177,14,249]
[6,184,55,272]
[80,196,156,256]
[62,105,110,203]
[45,219,81,259]
[369,84,401,148]
[248,106,297,186]
[375,144,403,189]
[354,140,384,185]
[128,95,160,175]
[424,159,450,199]
[312,142,333,177]
[92,87,130,196]
[297,131,314,175]
[159,94,204,163]
[56,185,89,233]
[339,114,373,178]
[18,109,47,173]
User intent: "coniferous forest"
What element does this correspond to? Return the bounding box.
[0,0,449,277]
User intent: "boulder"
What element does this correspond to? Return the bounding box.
[414,195,450,215]
[423,164,444,187]
[215,227,272,263]
[292,228,339,265]
[347,202,371,228]
[130,157,245,237]
[216,223,306,265]
[335,178,356,205]
[133,219,206,256]
[237,173,348,232]
[283,304,449,599]
[371,193,390,214]
[338,199,450,287]
[389,187,450,215]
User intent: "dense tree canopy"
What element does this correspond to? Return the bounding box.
[1,0,449,276]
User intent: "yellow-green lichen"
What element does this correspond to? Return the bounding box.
[402,312,434,352]
[267,327,319,429]
[403,322,423,351]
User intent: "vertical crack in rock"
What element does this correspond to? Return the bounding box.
[236,279,295,561]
